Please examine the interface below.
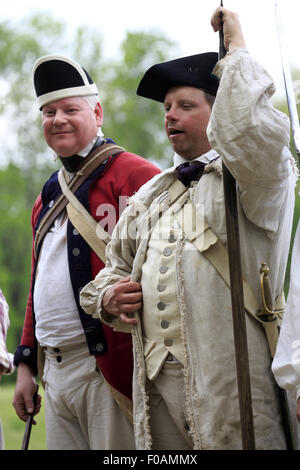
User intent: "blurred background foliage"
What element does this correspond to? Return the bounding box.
[0,11,299,450]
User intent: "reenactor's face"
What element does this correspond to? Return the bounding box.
[164,86,212,160]
[42,97,103,157]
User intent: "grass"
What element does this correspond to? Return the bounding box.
[0,378,46,450]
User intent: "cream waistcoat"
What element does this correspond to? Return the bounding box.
[141,207,186,380]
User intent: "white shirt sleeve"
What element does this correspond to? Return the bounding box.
[272,219,300,400]
[207,48,296,234]
[0,290,15,374]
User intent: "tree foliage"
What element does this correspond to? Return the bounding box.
[101,31,175,165]
[0,164,32,355]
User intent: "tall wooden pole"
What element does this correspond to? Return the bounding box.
[218,1,256,449]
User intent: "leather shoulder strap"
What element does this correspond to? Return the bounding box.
[58,166,110,262]
[174,198,281,358]
[34,143,124,257]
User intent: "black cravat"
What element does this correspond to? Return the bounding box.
[59,136,103,173]
[176,161,206,187]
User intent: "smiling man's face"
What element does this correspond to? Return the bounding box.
[42,96,103,157]
[164,86,212,160]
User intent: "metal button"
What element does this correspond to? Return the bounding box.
[161,320,169,329]
[95,343,104,352]
[72,248,80,256]
[164,338,173,347]
[48,200,54,208]
[56,356,62,363]
[157,302,166,311]
[22,348,31,357]
[73,228,79,236]
[163,248,172,257]
[159,266,168,274]
[157,284,166,292]
[168,234,177,243]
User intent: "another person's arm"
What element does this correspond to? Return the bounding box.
[0,290,14,377]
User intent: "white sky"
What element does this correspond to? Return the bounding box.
[2,0,300,102]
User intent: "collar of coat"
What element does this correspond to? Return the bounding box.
[129,150,222,209]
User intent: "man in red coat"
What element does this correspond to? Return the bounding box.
[12,54,160,450]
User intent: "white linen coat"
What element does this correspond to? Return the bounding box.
[272,219,300,400]
[80,49,297,449]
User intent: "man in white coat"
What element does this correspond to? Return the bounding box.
[272,220,300,423]
[80,8,297,449]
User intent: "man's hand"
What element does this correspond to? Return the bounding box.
[103,276,142,325]
[13,363,41,424]
[211,7,246,53]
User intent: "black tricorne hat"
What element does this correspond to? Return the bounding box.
[33,54,99,109]
[137,52,219,103]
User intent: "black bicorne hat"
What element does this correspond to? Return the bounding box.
[33,54,99,109]
[137,52,219,102]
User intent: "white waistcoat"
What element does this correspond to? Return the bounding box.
[141,207,186,380]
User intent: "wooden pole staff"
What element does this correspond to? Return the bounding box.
[21,385,39,450]
[218,1,256,449]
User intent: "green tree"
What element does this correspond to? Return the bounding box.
[101,31,176,167]
[0,164,32,355]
